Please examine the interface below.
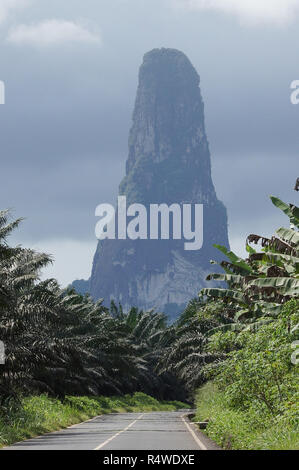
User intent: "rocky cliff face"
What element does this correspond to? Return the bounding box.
[90,48,229,318]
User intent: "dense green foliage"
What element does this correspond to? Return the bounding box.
[157,299,232,391]
[192,189,299,450]
[0,185,298,450]
[0,210,185,401]
[201,195,299,321]
[195,381,298,450]
[0,392,188,448]
[195,301,298,450]
[210,300,298,419]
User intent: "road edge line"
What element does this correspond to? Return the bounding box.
[181,415,208,451]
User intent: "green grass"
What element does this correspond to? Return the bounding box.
[0,392,189,448]
[195,382,299,450]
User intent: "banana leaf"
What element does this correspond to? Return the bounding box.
[276,227,299,248]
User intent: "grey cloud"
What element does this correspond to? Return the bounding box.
[0,0,298,284]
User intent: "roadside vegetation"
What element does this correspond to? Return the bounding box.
[159,184,299,450]
[192,186,299,450]
[195,299,298,450]
[0,181,298,449]
[0,393,188,448]
[0,212,186,402]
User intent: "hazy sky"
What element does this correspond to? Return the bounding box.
[1,0,298,285]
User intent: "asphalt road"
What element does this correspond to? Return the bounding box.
[5,411,218,451]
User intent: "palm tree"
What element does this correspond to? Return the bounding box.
[0,212,187,401]
[158,300,228,394]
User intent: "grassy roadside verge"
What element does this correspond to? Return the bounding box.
[0,392,189,448]
[195,383,298,450]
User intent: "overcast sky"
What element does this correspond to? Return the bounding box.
[1,0,298,286]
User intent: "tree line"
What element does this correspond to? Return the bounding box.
[0,184,298,407]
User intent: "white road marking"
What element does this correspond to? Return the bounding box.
[94,414,145,450]
[181,415,208,451]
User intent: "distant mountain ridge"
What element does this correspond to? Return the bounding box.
[71,279,90,296]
